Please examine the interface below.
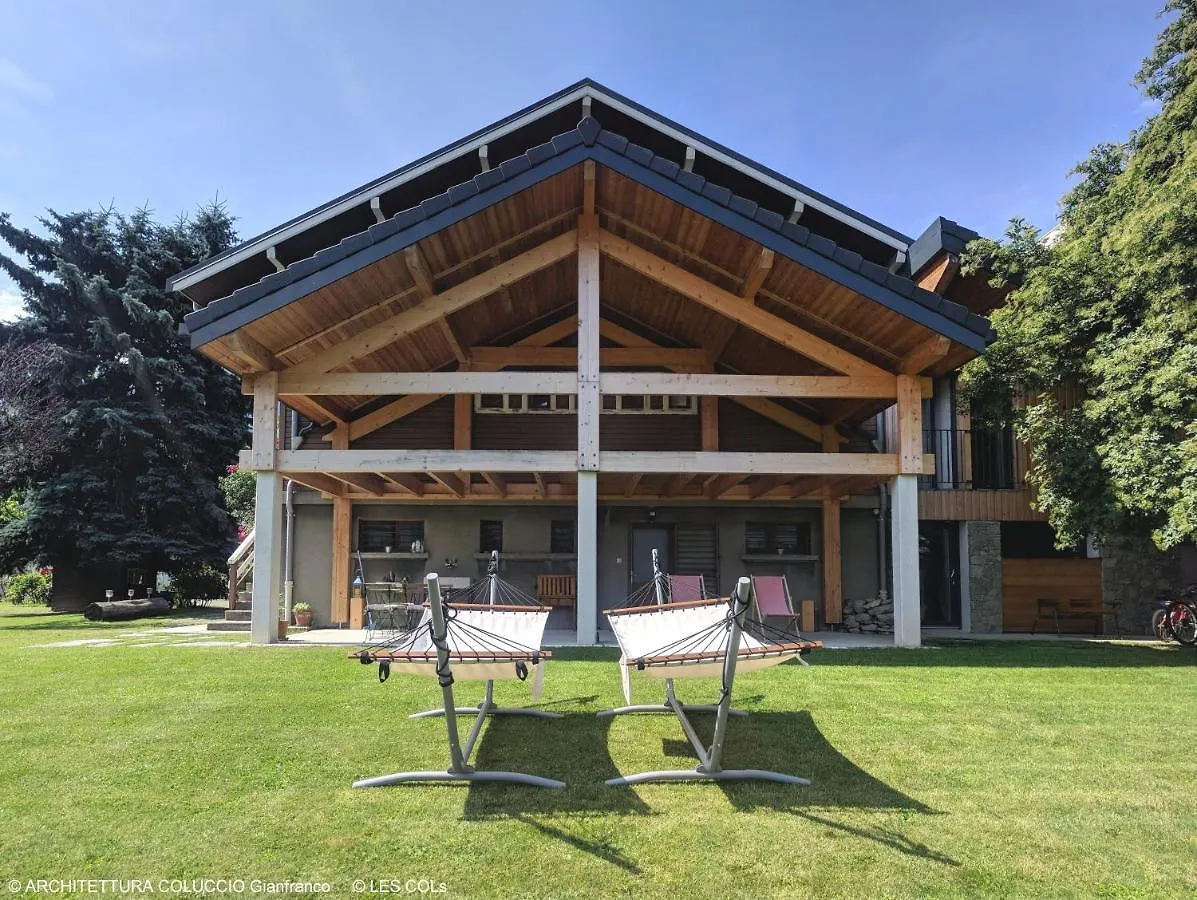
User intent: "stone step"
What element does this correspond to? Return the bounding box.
[225,609,252,622]
[207,620,251,632]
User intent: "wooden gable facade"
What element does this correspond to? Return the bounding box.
[178,85,992,646]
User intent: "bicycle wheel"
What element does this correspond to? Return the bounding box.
[1152,608,1171,641]
[1169,603,1197,645]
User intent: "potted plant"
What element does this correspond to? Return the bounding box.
[293,602,313,628]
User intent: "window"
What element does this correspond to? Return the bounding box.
[745,522,812,556]
[473,393,695,415]
[479,520,504,553]
[550,520,576,554]
[359,520,425,553]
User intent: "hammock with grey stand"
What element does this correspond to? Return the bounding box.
[350,552,564,788]
[600,551,820,786]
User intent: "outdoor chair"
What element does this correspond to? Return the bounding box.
[749,574,801,633]
[536,574,577,627]
[666,574,707,603]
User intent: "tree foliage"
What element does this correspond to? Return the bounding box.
[960,1,1197,550]
[0,205,248,573]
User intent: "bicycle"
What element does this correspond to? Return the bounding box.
[1152,584,1197,645]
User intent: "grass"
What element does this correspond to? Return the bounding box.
[1,605,1195,898]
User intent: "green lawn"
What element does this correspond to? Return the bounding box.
[1,606,1195,899]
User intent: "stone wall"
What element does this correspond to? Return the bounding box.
[841,596,894,633]
[966,521,1002,633]
[1101,538,1187,636]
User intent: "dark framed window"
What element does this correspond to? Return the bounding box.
[550,520,576,554]
[359,520,425,553]
[745,522,812,556]
[480,520,504,553]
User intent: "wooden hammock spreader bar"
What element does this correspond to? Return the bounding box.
[626,640,821,666]
[351,649,553,661]
[606,597,730,616]
[441,602,548,612]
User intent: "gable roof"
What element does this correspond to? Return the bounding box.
[182,116,993,352]
[169,79,913,306]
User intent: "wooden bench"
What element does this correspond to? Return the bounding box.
[1032,598,1120,636]
[537,574,576,626]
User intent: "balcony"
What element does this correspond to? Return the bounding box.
[920,428,1021,491]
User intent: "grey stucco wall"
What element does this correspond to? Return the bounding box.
[965,521,1002,633]
[288,498,879,628]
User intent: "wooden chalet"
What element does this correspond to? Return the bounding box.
[176,80,1001,645]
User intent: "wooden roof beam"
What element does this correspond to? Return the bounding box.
[899,335,952,375]
[598,316,837,445]
[481,472,507,497]
[624,473,644,497]
[284,473,345,497]
[381,473,426,496]
[429,472,466,497]
[739,246,774,301]
[705,473,745,499]
[287,229,577,376]
[598,229,889,378]
[917,253,960,295]
[328,472,387,497]
[334,312,579,443]
[227,331,280,373]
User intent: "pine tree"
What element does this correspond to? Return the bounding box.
[0,205,248,575]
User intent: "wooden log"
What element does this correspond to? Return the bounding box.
[83,596,171,622]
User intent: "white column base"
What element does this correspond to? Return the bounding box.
[576,470,598,645]
[251,472,283,644]
[890,474,921,648]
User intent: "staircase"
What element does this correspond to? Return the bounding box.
[209,529,255,633]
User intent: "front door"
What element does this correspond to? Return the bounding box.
[919,522,961,627]
[630,525,672,597]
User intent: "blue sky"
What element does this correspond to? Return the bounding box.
[0,0,1166,320]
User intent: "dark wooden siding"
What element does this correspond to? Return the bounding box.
[717,400,820,452]
[602,415,700,450]
[352,397,454,450]
[475,413,576,450]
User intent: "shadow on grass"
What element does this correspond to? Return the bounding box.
[655,709,959,867]
[1,609,224,631]
[825,640,1197,668]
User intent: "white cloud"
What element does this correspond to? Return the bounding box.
[0,287,26,323]
[0,57,53,105]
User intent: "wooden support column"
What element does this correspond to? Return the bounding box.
[892,376,923,647]
[453,372,473,497]
[576,214,600,644]
[329,427,353,626]
[251,472,283,644]
[821,424,842,625]
[249,372,280,643]
[701,396,719,451]
[891,473,921,648]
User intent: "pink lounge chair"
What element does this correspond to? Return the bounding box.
[667,574,707,603]
[750,575,801,632]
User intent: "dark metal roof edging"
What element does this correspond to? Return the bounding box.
[169,78,912,295]
[184,118,992,352]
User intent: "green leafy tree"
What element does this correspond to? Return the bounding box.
[960,1,1197,550]
[0,204,249,575]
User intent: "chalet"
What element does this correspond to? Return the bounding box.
[175,80,1153,645]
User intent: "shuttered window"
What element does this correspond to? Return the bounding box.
[359,521,425,553]
[676,525,718,595]
[550,520,576,554]
[479,520,504,553]
[745,522,811,556]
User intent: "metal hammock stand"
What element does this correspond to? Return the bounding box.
[351,552,564,789]
[600,551,820,786]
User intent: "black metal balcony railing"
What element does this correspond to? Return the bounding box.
[919,428,1020,490]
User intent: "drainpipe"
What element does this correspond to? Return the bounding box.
[873,413,889,602]
[282,408,298,620]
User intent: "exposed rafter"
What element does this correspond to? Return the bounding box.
[287,229,577,376]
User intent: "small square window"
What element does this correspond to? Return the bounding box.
[602,395,617,410]
[528,394,551,411]
[480,520,503,553]
[668,395,691,410]
[620,395,645,411]
[550,520,576,554]
[479,394,503,410]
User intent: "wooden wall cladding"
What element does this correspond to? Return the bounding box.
[1001,558,1103,632]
